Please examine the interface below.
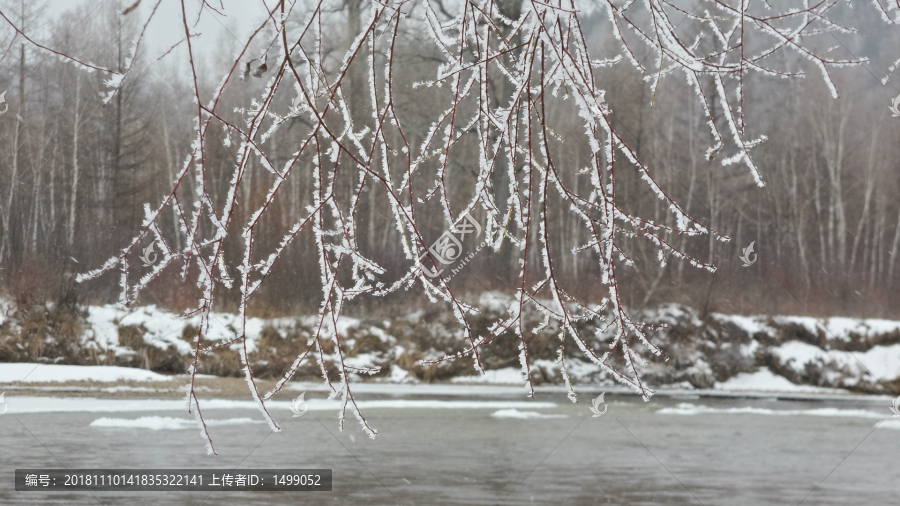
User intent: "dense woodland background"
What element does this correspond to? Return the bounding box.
[1,0,899,320]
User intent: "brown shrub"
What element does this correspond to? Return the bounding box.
[0,301,85,364]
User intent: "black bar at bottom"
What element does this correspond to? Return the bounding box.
[15,469,332,491]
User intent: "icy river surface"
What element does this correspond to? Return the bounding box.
[1,389,898,505]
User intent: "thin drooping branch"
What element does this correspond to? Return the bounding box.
[0,0,885,452]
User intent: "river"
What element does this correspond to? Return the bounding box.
[0,389,897,505]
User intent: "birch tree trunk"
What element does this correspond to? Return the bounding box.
[68,73,81,248]
[849,130,877,270]
[816,99,849,268]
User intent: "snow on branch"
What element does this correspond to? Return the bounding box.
[5,0,893,452]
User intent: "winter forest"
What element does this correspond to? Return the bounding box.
[2,0,900,451]
[1,0,898,312]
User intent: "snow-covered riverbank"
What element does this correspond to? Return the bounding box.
[2,295,900,394]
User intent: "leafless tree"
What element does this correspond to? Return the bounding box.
[1,0,899,453]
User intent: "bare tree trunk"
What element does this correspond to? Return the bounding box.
[0,41,26,262]
[773,164,782,261]
[817,100,848,267]
[68,74,81,248]
[707,162,718,265]
[889,206,900,282]
[876,197,887,281]
[812,161,827,268]
[870,196,885,288]
[678,103,699,281]
[756,191,762,263]
[572,146,581,279]
[50,124,56,228]
[790,153,810,289]
[30,147,42,255]
[849,131,877,270]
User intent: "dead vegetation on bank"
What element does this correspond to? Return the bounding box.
[2,293,900,395]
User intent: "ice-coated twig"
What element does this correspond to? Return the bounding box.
[12,0,890,449]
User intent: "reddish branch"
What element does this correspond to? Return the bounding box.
[0,0,883,452]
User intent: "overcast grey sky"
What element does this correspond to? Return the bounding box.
[32,0,278,69]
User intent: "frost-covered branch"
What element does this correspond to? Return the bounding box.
[1,0,889,452]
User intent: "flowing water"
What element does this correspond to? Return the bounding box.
[0,391,897,505]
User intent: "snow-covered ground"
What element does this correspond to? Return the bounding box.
[490,409,568,419]
[714,368,844,394]
[657,403,886,419]
[3,298,900,394]
[770,340,900,382]
[0,363,170,383]
[451,367,525,385]
[656,402,900,432]
[83,303,296,356]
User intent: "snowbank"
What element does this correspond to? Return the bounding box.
[714,368,844,393]
[84,303,299,355]
[451,367,525,385]
[713,313,900,342]
[770,341,900,382]
[490,409,567,419]
[658,402,887,419]
[5,297,900,395]
[773,316,900,342]
[0,363,169,383]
